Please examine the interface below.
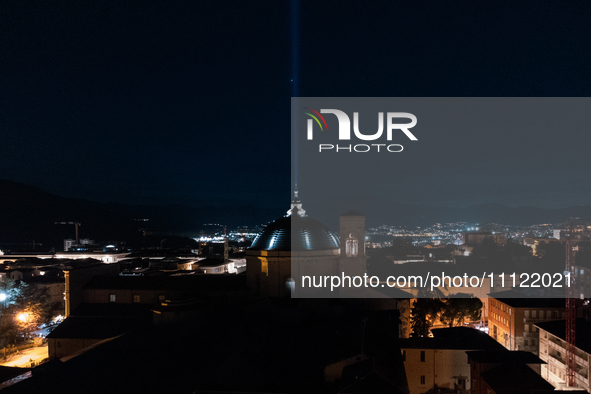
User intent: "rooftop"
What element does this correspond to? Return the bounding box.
[83,274,247,292]
[466,350,545,364]
[400,327,506,351]
[480,364,555,393]
[488,290,567,308]
[46,316,143,340]
[341,210,364,217]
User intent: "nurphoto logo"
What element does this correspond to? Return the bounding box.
[304,108,418,153]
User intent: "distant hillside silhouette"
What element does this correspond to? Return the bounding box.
[306,194,591,230]
[0,179,279,250]
[2,179,590,250]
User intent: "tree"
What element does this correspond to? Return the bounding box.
[15,302,45,339]
[0,279,53,345]
[411,289,483,335]
[438,297,483,328]
[410,287,448,337]
[410,298,443,337]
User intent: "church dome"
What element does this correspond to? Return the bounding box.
[249,214,340,252]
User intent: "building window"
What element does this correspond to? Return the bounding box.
[57,341,62,348]
[525,310,529,318]
[402,350,406,361]
[133,294,140,303]
[532,310,537,318]
[345,234,359,257]
[109,294,116,303]
[420,351,425,362]
[158,294,165,302]
[552,311,559,318]
[420,375,426,385]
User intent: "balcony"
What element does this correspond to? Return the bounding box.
[548,350,565,366]
[576,373,589,387]
[548,339,565,354]
[547,337,590,367]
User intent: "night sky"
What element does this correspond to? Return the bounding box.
[2,1,591,212]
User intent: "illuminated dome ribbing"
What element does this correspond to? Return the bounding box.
[249,215,340,252]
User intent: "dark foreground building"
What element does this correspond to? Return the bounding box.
[3,198,408,393]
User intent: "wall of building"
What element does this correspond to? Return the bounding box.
[246,249,341,298]
[539,328,590,390]
[488,299,565,354]
[488,299,519,351]
[246,251,293,298]
[403,348,471,394]
[84,288,164,304]
[65,263,120,316]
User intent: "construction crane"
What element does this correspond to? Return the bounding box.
[55,222,81,244]
[565,221,577,387]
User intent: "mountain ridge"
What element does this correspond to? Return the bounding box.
[1,179,590,248]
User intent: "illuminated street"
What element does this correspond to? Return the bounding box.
[0,346,48,368]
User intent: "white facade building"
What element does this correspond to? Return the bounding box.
[536,319,591,391]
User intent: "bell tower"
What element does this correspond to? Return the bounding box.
[339,210,367,280]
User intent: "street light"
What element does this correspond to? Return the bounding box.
[17,313,28,322]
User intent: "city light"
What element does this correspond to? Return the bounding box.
[17,312,28,322]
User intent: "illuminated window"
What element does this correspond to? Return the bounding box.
[346,234,359,257]
[133,294,140,303]
[109,294,116,303]
[261,260,268,276]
